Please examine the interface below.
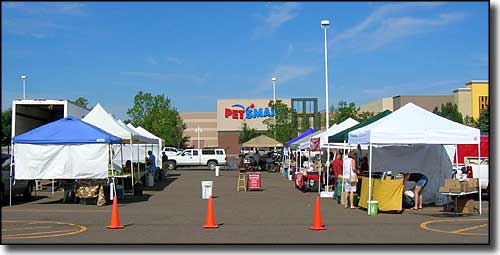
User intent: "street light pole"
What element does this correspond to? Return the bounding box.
[272,77,277,139]
[321,19,331,195]
[21,74,27,100]
[321,20,330,130]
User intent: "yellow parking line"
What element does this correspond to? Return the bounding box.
[420,218,488,236]
[3,209,109,213]
[4,229,76,237]
[2,220,87,240]
[2,226,53,231]
[451,224,488,234]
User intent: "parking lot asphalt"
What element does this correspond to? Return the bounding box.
[1,169,489,244]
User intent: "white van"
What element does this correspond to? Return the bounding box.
[167,149,226,170]
[162,147,180,156]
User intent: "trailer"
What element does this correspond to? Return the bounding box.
[11,99,90,137]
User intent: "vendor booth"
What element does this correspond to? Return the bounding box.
[242,134,283,148]
[10,116,121,206]
[83,103,156,190]
[348,103,482,215]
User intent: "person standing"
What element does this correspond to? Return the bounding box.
[404,173,428,210]
[343,151,359,209]
[147,151,157,181]
[161,151,169,177]
[332,150,343,191]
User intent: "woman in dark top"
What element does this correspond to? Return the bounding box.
[404,173,428,210]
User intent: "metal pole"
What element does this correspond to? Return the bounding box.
[323,25,330,130]
[368,139,373,215]
[478,141,482,215]
[9,143,14,207]
[23,79,26,100]
[130,139,134,193]
[273,79,276,140]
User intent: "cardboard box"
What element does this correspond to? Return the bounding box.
[460,181,468,192]
[444,179,461,188]
[439,187,450,193]
[468,178,479,186]
[457,199,475,214]
[449,187,462,193]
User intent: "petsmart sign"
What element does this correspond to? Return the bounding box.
[224,103,275,120]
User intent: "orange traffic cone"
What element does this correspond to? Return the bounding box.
[107,195,124,229]
[203,195,219,228]
[308,196,327,231]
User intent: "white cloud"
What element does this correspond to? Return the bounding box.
[3,2,88,38]
[363,79,461,96]
[253,2,300,39]
[4,2,87,16]
[120,71,208,85]
[121,71,162,78]
[333,3,463,51]
[287,43,294,56]
[166,56,182,64]
[147,56,158,65]
[3,19,64,38]
[271,64,315,84]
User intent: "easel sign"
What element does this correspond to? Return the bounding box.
[248,172,261,191]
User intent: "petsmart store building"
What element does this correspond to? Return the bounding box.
[180,98,320,155]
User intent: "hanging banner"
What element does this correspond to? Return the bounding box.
[310,137,321,151]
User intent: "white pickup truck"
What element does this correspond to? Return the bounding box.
[464,157,489,191]
[166,149,226,170]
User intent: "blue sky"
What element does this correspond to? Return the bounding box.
[2,2,488,120]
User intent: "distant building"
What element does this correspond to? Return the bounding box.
[358,80,489,120]
[180,97,320,155]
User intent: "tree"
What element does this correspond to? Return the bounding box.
[330,101,358,126]
[127,91,189,148]
[74,97,89,108]
[357,111,375,122]
[433,102,463,124]
[239,122,258,143]
[263,99,298,144]
[464,115,478,128]
[477,105,489,133]
[1,109,12,146]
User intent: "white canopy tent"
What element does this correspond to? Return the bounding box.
[348,103,482,214]
[82,103,153,190]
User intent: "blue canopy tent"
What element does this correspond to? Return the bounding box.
[282,128,315,179]
[10,116,121,206]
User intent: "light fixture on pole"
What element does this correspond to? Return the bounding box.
[272,77,277,139]
[195,126,203,149]
[21,74,27,100]
[320,19,333,197]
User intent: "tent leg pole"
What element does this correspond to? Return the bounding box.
[9,143,14,207]
[368,141,373,215]
[130,140,134,194]
[326,147,330,192]
[52,179,54,196]
[478,141,481,215]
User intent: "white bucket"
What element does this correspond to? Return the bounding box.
[201,181,213,199]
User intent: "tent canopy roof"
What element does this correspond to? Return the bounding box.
[291,129,324,149]
[242,135,283,148]
[348,103,480,145]
[328,110,392,143]
[82,103,150,143]
[13,116,121,144]
[315,117,359,145]
[285,128,315,148]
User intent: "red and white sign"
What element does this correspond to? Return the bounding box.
[309,137,320,151]
[247,172,261,191]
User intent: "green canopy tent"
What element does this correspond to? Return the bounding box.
[328,110,392,144]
